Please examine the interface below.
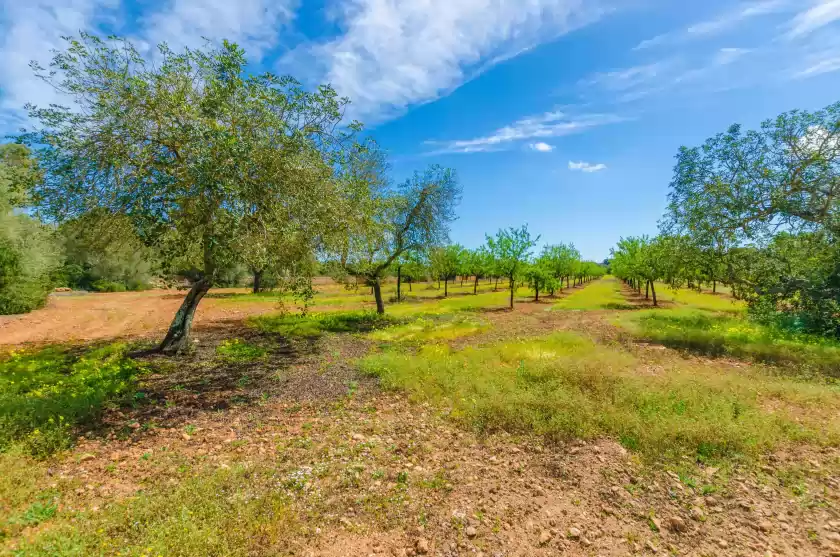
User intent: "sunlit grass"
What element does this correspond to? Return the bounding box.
[248,310,397,337]
[367,315,488,343]
[653,284,746,314]
[215,339,267,363]
[553,276,632,310]
[360,332,840,463]
[0,345,143,457]
[620,309,840,376]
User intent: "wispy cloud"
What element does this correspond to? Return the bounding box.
[138,0,298,58]
[634,1,789,50]
[569,161,606,173]
[425,110,625,154]
[787,0,840,38]
[530,142,554,152]
[583,47,755,103]
[285,0,608,123]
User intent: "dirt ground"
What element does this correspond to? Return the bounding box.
[0,288,343,347]
[3,285,840,556]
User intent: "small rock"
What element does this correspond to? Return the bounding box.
[538,530,553,545]
[415,538,429,555]
[465,526,477,538]
[650,517,663,532]
[690,507,705,521]
[352,433,365,441]
[567,527,581,540]
[758,520,772,533]
[667,516,687,533]
[645,540,658,553]
[718,539,729,549]
[78,453,96,462]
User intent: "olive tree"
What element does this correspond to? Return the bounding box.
[22,35,354,353]
[336,164,461,314]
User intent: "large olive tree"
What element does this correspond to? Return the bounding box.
[22,34,357,353]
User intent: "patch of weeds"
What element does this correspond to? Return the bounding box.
[183,424,197,435]
[367,315,488,343]
[420,471,451,492]
[10,493,59,527]
[215,338,267,363]
[249,310,397,338]
[360,331,840,464]
[0,344,143,457]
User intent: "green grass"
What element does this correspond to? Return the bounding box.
[367,315,488,343]
[653,284,746,313]
[622,310,840,376]
[11,463,302,557]
[553,277,632,310]
[0,344,143,457]
[359,332,840,462]
[248,310,397,337]
[215,339,267,363]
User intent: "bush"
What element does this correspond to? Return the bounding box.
[0,344,143,457]
[90,280,127,293]
[0,201,60,315]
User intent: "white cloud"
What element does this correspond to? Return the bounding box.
[569,161,606,172]
[425,110,624,154]
[0,0,119,127]
[788,0,840,38]
[290,0,607,123]
[138,0,298,58]
[634,1,789,50]
[530,142,554,152]
[582,61,675,91]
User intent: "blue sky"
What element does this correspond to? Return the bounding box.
[2,0,840,260]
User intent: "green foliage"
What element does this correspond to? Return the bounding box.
[624,310,840,376]
[215,339,267,363]
[360,332,839,462]
[664,101,840,337]
[0,159,61,314]
[56,211,155,291]
[0,344,142,457]
[249,310,397,337]
[428,244,464,294]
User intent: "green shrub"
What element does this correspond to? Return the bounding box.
[0,344,143,457]
[90,280,127,293]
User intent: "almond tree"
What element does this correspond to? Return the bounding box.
[486,225,539,309]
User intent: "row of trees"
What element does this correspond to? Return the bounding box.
[612,100,839,337]
[371,226,605,310]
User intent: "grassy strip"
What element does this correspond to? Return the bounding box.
[367,315,488,343]
[0,345,143,457]
[360,332,840,463]
[653,285,746,313]
[553,276,632,310]
[248,310,397,337]
[622,310,840,376]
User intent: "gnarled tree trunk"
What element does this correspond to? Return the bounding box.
[159,278,212,354]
